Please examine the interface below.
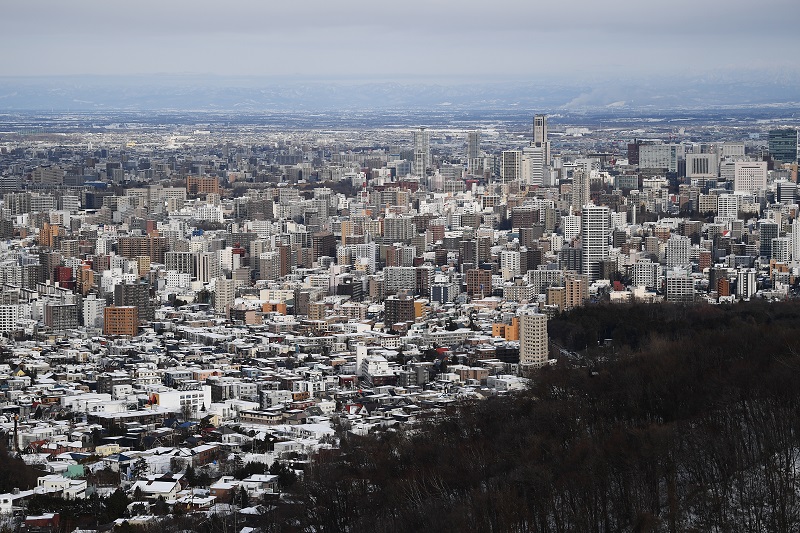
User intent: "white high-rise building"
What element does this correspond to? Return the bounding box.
[717,194,740,220]
[736,268,757,299]
[666,235,691,268]
[581,204,610,282]
[632,259,661,290]
[522,145,547,187]
[772,237,791,263]
[0,305,20,333]
[499,250,522,278]
[82,294,105,329]
[734,161,768,193]
[519,311,548,368]
[530,114,552,186]
[562,214,580,242]
[792,221,800,261]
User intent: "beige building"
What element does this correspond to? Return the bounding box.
[519,312,548,368]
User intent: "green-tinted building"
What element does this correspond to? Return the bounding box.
[768,128,798,164]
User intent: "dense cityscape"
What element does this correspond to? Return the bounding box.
[0,106,797,531]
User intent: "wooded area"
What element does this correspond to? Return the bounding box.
[289,301,800,532]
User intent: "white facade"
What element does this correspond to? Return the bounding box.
[737,268,757,298]
[82,294,105,329]
[562,214,580,242]
[734,161,768,193]
[666,235,691,268]
[581,204,610,282]
[717,194,740,220]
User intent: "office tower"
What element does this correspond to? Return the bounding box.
[413,127,430,176]
[733,161,768,193]
[519,311,548,367]
[768,128,798,164]
[32,164,64,186]
[571,170,591,214]
[777,181,798,204]
[524,114,551,187]
[467,130,480,165]
[533,114,548,146]
[759,220,779,258]
[632,259,661,289]
[686,153,719,178]
[165,251,197,276]
[501,150,522,184]
[639,144,682,173]
[522,145,547,187]
[666,235,691,268]
[581,204,610,282]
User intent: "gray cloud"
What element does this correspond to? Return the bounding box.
[1,0,798,79]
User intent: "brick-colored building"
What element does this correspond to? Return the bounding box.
[186,176,220,197]
[466,268,493,298]
[103,306,138,336]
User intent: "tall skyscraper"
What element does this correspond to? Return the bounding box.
[467,130,480,162]
[581,204,610,282]
[413,127,430,176]
[501,150,522,184]
[571,170,591,214]
[533,114,547,146]
[524,114,551,186]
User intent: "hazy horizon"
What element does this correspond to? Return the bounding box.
[2,0,800,112]
[3,1,798,80]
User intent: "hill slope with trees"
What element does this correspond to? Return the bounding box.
[287,302,800,532]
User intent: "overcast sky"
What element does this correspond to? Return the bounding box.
[2,0,798,82]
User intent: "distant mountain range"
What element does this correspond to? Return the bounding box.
[0,74,798,112]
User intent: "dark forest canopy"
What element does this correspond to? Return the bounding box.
[286,301,800,533]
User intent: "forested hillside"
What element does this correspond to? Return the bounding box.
[288,302,800,532]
